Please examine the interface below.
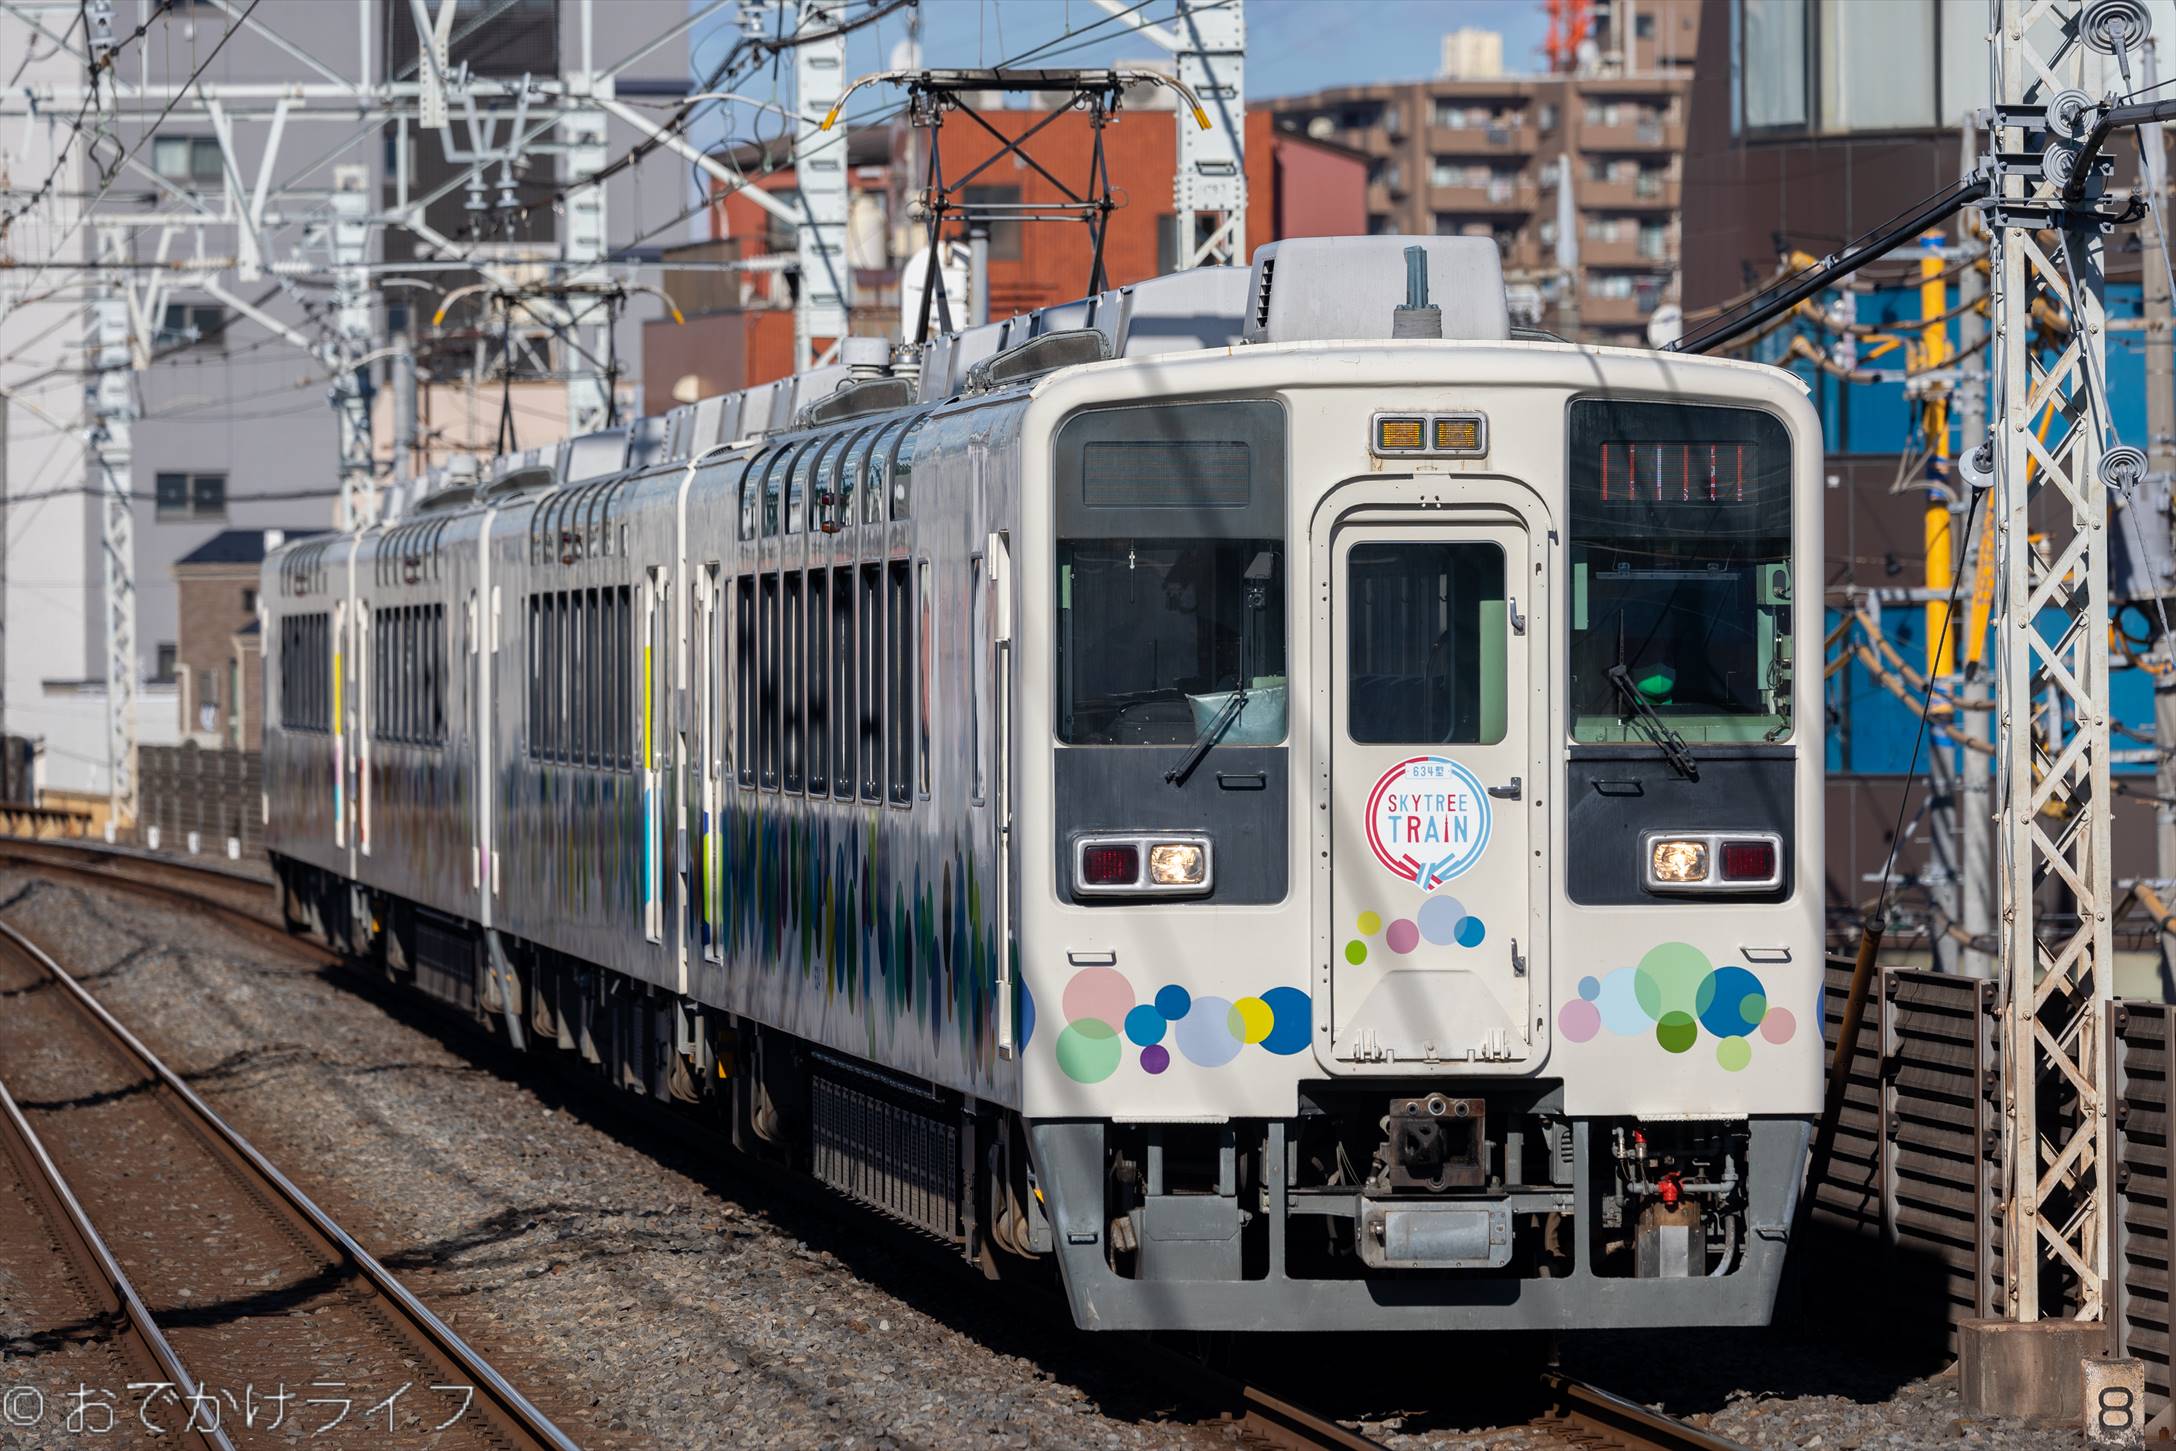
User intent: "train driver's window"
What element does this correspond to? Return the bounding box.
[1345,542,1508,744]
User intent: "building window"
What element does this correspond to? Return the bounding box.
[151,136,224,187]
[154,642,177,683]
[242,588,257,614]
[156,472,227,521]
[156,302,226,349]
[1819,0,1934,130]
[1740,0,1810,130]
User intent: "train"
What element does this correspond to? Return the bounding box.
[262,234,1823,1332]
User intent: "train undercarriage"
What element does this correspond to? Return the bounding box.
[273,853,1809,1332]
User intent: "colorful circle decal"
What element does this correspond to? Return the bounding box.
[1055,1019,1122,1083]
[1049,967,1313,1080]
[1362,755,1493,891]
[1343,903,1488,966]
[1555,942,1800,1071]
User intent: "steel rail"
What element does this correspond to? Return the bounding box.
[0,915,580,1451]
[0,1075,233,1451]
[1541,1370,1750,1451]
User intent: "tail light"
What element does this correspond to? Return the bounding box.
[1079,843,1141,888]
[1073,835,1213,898]
[1640,831,1784,893]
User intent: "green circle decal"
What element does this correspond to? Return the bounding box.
[1655,1010,1698,1055]
[1055,1019,1123,1083]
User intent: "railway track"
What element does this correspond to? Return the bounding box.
[0,893,575,1450]
[0,837,1746,1451]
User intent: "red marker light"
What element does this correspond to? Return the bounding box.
[1079,843,1141,888]
[1719,839,1778,882]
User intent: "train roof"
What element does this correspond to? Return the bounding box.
[311,235,1786,556]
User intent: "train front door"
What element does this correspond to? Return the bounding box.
[1316,483,1545,1070]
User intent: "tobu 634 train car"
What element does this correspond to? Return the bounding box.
[262,236,1823,1332]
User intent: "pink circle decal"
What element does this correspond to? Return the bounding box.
[1558,998,1601,1043]
[1385,918,1420,954]
[1062,966,1135,1025]
[1760,1006,1796,1045]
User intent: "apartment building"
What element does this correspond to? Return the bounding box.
[1266,1,1699,348]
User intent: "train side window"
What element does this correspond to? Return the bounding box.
[616,584,633,769]
[527,597,541,755]
[430,603,445,743]
[554,591,571,762]
[863,421,905,527]
[788,440,820,535]
[859,563,882,800]
[807,568,829,795]
[917,560,933,798]
[887,559,913,805]
[831,565,854,799]
[763,447,790,538]
[574,589,591,764]
[890,418,927,521]
[970,555,986,804]
[783,570,805,792]
[740,452,764,541]
[839,430,874,532]
[759,573,780,788]
[736,577,755,787]
[589,588,606,765]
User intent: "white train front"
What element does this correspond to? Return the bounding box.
[262,236,1824,1332]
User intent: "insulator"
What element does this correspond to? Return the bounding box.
[2083,0,2151,54]
[1960,437,1997,491]
[2101,444,2149,491]
[2043,142,2079,187]
[2046,88,2096,141]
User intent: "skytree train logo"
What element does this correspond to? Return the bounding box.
[1364,755,1493,891]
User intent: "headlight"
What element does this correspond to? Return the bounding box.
[1148,842,1206,886]
[1649,838,1710,885]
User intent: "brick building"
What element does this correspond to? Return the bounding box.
[644,92,1368,404]
[1265,0,1700,348]
[173,529,314,751]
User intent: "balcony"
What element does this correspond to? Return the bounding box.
[1581,175,1679,210]
[1580,116,1685,153]
[1578,234,1674,268]
[1428,122,1537,155]
[1427,177,1538,214]
[1578,291,1660,326]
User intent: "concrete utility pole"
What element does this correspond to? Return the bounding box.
[1982,0,2118,1353]
[792,0,851,371]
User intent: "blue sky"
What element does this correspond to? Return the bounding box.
[688,1,1553,128]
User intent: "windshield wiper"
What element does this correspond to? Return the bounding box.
[1166,680,1247,787]
[1607,663,1700,781]
[1167,550,1275,788]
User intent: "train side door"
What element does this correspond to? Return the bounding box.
[1317,486,1545,1070]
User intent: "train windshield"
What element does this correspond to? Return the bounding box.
[1053,401,1288,747]
[1566,400,1793,745]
